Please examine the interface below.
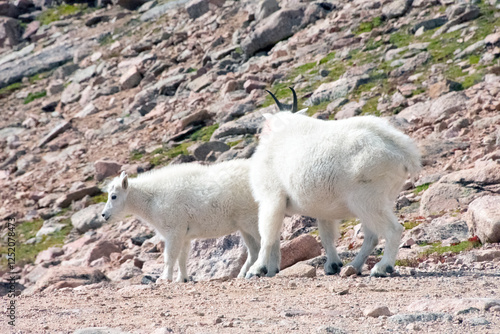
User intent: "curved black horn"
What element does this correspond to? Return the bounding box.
[265,89,287,111]
[289,87,298,113]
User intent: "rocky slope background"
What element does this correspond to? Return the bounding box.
[1,0,500,332]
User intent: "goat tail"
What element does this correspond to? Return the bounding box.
[402,140,422,180]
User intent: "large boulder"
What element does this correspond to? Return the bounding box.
[94,160,122,181]
[467,196,500,243]
[241,7,305,56]
[186,0,209,19]
[382,0,413,20]
[115,0,149,10]
[0,16,21,48]
[27,267,108,293]
[309,77,362,105]
[71,203,106,233]
[256,0,280,21]
[280,234,322,270]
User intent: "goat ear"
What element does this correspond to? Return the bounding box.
[296,108,309,115]
[120,171,128,190]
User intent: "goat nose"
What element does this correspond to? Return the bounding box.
[101,214,105,217]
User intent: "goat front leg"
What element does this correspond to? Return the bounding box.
[176,240,191,283]
[159,236,183,282]
[246,197,285,278]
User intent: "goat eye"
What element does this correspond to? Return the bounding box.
[111,195,117,200]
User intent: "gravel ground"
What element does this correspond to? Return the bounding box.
[8,268,500,334]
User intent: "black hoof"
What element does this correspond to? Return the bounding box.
[325,262,343,275]
[386,265,394,274]
[245,266,268,279]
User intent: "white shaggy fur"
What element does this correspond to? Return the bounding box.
[246,113,421,278]
[101,160,262,282]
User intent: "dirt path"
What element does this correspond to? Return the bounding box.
[9,268,500,334]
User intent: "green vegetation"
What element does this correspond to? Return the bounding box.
[0,218,72,270]
[130,150,144,161]
[389,30,412,48]
[227,140,243,147]
[99,34,115,46]
[421,239,482,257]
[469,55,480,65]
[319,52,336,65]
[89,193,108,205]
[306,100,330,117]
[356,17,383,35]
[37,4,84,26]
[413,182,431,195]
[361,97,380,116]
[23,90,46,104]
[461,71,484,90]
[149,142,193,166]
[403,220,421,230]
[0,82,22,97]
[190,124,219,142]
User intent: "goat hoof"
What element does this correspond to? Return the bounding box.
[325,262,343,275]
[245,265,268,279]
[386,265,394,273]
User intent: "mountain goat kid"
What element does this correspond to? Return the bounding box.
[101,160,263,282]
[246,88,421,278]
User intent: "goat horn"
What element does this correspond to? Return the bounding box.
[289,87,298,113]
[265,90,287,111]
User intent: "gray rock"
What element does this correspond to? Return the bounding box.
[382,0,413,20]
[467,196,500,243]
[187,73,214,92]
[38,121,71,148]
[467,317,490,326]
[71,203,106,233]
[116,0,149,10]
[55,186,101,208]
[140,0,190,21]
[335,100,365,120]
[186,0,209,19]
[256,0,280,21]
[154,74,186,95]
[405,217,469,244]
[241,7,305,56]
[191,141,230,161]
[364,305,393,318]
[433,4,480,37]
[71,65,96,84]
[310,77,362,105]
[36,217,67,239]
[389,312,453,324]
[61,82,82,105]
[411,16,447,34]
[75,103,99,118]
[107,259,142,281]
[0,42,80,89]
[390,52,430,77]
[455,40,485,59]
[0,16,21,48]
[126,88,158,116]
[211,110,269,140]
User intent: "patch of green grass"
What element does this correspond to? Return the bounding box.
[389,30,412,48]
[89,193,108,205]
[227,140,243,147]
[461,72,483,89]
[306,100,330,116]
[413,182,431,195]
[37,4,83,26]
[0,82,22,97]
[291,62,317,77]
[421,240,481,257]
[319,52,336,65]
[23,90,46,104]
[360,96,380,116]
[0,218,72,270]
[365,38,384,52]
[165,142,192,158]
[327,62,347,81]
[468,55,480,65]
[395,258,420,267]
[356,17,383,35]
[190,124,219,142]
[130,150,144,161]
[150,142,193,166]
[403,221,421,230]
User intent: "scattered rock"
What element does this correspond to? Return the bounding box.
[466,196,500,243]
[71,203,106,234]
[364,305,393,318]
[277,262,316,278]
[280,234,322,270]
[94,160,122,181]
[186,0,209,20]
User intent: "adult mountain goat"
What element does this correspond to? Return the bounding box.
[246,88,421,278]
[101,160,267,282]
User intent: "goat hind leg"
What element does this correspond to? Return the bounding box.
[238,231,260,278]
[176,240,191,283]
[159,236,183,281]
[347,225,378,274]
[371,211,403,277]
[318,219,343,275]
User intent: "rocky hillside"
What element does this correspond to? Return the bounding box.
[1,0,500,317]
